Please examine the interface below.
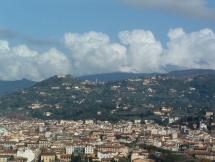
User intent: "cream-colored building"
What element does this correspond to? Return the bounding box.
[40,152,56,162]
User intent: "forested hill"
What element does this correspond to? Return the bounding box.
[0,69,215,121]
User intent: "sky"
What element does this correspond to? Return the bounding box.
[0,0,215,81]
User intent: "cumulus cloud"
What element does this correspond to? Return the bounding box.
[64,30,163,74]
[0,40,71,81]
[164,28,215,69]
[119,30,163,72]
[64,32,127,75]
[1,28,215,81]
[64,28,215,76]
[122,0,215,19]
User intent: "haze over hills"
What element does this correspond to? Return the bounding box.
[0,79,36,95]
[167,69,215,79]
[78,72,146,82]
[1,69,214,95]
[0,73,146,95]
[0,68,214,96]
[0,69,215,121]
[79,69,215,81]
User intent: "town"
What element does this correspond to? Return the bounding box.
[0,116,215,162]
[1,0,215,161]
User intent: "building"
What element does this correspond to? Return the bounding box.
[17,148,35,162]
[40,152,56,162]
[85,145,94,155]
[131,150,149,162]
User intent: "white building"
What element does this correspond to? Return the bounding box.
[97,151,117,160]
[17,148,35,162]
[85,146,94,154]
[66,146,75,154]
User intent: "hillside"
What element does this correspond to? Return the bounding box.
[78,72,146,82]
[0,70,215,121]
[167,69,215,79]
[78,69,215,82]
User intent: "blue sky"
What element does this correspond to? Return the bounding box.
[0,0,215,80]
[0,0,214,44]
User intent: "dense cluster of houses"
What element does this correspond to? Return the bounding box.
[0,117,215,162]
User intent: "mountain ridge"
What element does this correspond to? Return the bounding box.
[0,68,215,97]
[0,79,36,95]
[0,69,215,121]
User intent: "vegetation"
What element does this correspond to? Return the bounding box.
[0,71,215,122]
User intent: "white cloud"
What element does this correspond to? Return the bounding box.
[122,0,215,19]
[0,28,215,81]
[119,30,163,72]
[0,41,71,81]
[64,28,215,75]
[64,32,127,75]
[168,28,185,40]
[164,28,215,69]
[0,40,10,52]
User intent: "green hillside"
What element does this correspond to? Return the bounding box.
[0,71,215,121]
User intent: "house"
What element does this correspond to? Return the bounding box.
[85,120,94,125]
[131,150,149,162]
[134,120,141,124]
[40,152,56,162]
[31,103,42,109]
[60,154,71,162]
[17,148,35,162]
[0,155,12,162]
[187,150,215,161]
[0,141,17,148]
[132,159,155,162]
[97,144,128,156]
[85,145,94,155]
[206,111,214,118]
[65,145,85,155]
[12,157,28,162]
[97,151,117,160]
[39,138,51,148]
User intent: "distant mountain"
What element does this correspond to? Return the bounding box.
[167,69,215,79]
[0,69,213,97]
[78,72,149,82]
[0,79,36,95]
[1,70,215,121]
[78,69,215,82]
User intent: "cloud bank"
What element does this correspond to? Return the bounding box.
[64,32,127,75]
[164,28,215,69]
[122,0,215,19]
[0,28,215,80]
[0,40,71,81]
